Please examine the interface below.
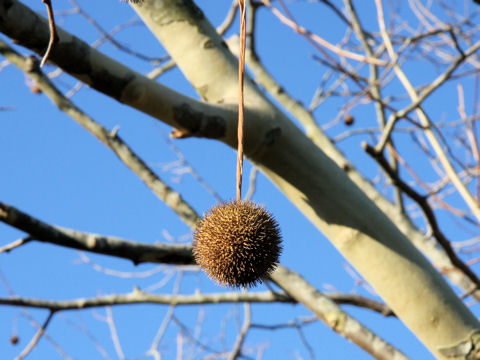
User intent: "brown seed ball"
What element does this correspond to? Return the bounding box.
[193,200,282,288]
[10,335,19,345]
[344,114,355,126]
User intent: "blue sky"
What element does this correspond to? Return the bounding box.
[1,0,479,359]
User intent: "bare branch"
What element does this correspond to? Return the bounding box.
[0,236,32,254]
[270,266,409,360]
[260,0,387,66]
[105,307,125,360]
[0,290,294,311]
[227,301,251,360]
[363,143,480,291]
[0,201,194,265]
[16,311,55,360]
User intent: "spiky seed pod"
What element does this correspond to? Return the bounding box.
[193,200,282,288]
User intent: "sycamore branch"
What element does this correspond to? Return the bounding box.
[0,290,294,310]
[0,202,193,265]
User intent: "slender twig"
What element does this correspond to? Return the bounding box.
[40,0,59,67]
[217,0,239,36]
[251,316,317,330]
[261,0,387,66]
[147,59,176,79]
[363,142,480,291]
[0,236,32,254]
[295,323,315,360]
[375,39,480,153]
[375,0,480,222]
[148,305,176,359]
[105,307,125,360]
[159,130,223,203]
[244,167,258,201]
[228,298,251,360]
[16,311,55,360]
[0,270,72,359]
[71,0,163,62]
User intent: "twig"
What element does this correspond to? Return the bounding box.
[261,0,387,66]
[16,311,55,360]
[70,0,163,63]
[295,324,315,360]
[228,298,251,360]
[159,130,223,203]
[244,167,258,201]
[251,316,317,330]
[375,0,480,223]
[148,305,176,359]
[0,270,72,359]
[76,252,165,278]
[327,293,394,316]
[363,142,480,291]
[375,39,480,153]
[60,316,111,360]
[105,307,125,360]
[217,0,239,36]
[147,59,176,79]
[40,0,59,67]
[0,236,32,254]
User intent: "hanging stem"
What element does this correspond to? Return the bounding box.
[40,0,58,67]
[236,0,247,201]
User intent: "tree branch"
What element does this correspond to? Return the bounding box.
[16,311,55,360]
[227,301,251,360]
[0,202,194,265]
[363,143,480,291]
[270,266,408,360]
[0,290,294,311]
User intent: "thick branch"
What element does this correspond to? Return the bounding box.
[0,202,194,265]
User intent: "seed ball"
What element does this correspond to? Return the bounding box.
[344,114,355,126]
[193,200,282,288]
[10,335,19,345]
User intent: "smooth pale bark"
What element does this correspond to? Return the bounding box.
[1,0,479,357]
